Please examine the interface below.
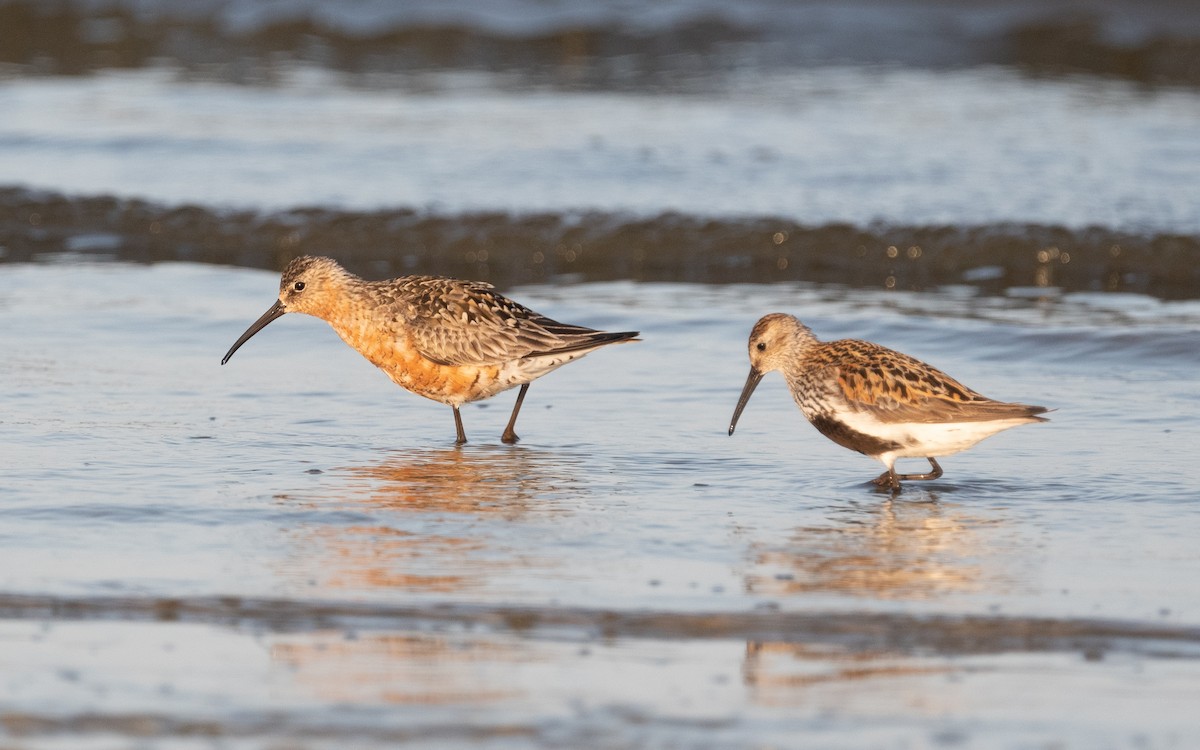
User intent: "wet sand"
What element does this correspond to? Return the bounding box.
[4,187,1200,298]
[2,261,1199,746]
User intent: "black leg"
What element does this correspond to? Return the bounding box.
[452,406,467,445]
[895,457,943,482]
[501,383,529,445]
[872,469,901,491]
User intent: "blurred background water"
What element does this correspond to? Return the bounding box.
[2,1,1200,748]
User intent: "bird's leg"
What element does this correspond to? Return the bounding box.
[871,457,901,490]
[501,383,529,445]
[872,469,901,491]
[894,457,943,482]
[452,406,467,446]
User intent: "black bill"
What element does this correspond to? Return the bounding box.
[221,299,286,365]
[728,366,764,435]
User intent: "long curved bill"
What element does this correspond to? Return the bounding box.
[728,367,764,435]
[221,299,286,365]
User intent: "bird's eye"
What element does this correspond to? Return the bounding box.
[756,342,767,351]
[293,281,306,291]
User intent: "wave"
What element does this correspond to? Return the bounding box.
[1,0,1198,88]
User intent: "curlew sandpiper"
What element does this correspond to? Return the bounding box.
[222,256,639,444]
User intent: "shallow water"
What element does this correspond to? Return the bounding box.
[2,0,1200,745]
[2,261,1199,747]
[4,65,1200,230]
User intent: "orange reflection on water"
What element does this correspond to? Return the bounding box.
[745,495,1010,600]
[322,526,486,592]
[284,446,584,595]
[271,630,526,706]
[335,445,583,516]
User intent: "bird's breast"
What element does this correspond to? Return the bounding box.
[329,319,504,406]
[786,368,843,416]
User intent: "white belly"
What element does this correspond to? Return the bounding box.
[494,350,594,390]
[832,408,1035,458]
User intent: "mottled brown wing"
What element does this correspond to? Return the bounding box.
[827,340,1043,424]
[395,276,619,366]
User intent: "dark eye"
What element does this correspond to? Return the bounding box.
[293,281,305,291]
[756,342,766,351]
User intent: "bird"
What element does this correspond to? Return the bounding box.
[221,256,639,445]
[728,313,1048,490]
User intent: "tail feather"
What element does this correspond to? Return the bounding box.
[1026,405,1052,421]
[953,401,1051,424]
[532,330,640,357]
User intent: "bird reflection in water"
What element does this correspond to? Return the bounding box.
[269,446,589,708]
[738,493,1013,707]
[282,445,585,594]
[271,630,527,708]
[741,640,958,709]
[337,444,584,516]
[744,491,1014,600]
